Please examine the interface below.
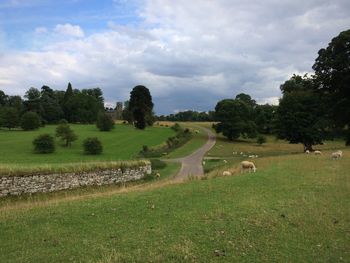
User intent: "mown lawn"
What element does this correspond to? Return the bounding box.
[0,124,175,165]
[0,151,348,262]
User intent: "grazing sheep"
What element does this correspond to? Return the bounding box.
[155,173,161,178]
[194,130,200,134]
[314,150,322,155]
[248,155,255,158]
[240,152,243,155]
[241,161,257,173]
[223,160,227,163]
[305,150,310,154]
[202,161,206,165]
[232,151,237,155]
[331,150,342,159]
[222,171,232,176]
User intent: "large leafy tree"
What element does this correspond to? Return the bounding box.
[40,86,63,123]
[0,107,19,129]
[312,29,350,144]
[213,99,257,140]
[128,85,154,129]
[276,75,327,151]
[0,90,8,107]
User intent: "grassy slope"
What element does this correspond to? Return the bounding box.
[164,122,209,159]
[0,124,174,164]
[0,152,348,262]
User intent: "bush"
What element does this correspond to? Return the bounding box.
[257,135,267,145]
[83,137,103,155]
[33,134,55,154]
[171,123,182,132]
[96,112,115,131]
[20,111,41,131]
[150,159,166,169]
[55,122,77,147]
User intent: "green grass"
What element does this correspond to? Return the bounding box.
[207,134,346,158]
[0,160,150,177]
[0,151,349,262]
[0,124,175,165]
[165,123,208,159]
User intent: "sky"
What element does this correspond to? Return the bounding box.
[0,0,349,114]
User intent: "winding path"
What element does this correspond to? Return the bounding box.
[169,126,216,180]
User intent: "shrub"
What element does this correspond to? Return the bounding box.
[20,111,41,131]
[96,112,115,131]
[171,123,182,132]
[257,135,267,145]
[150,159,166,169]
[142,145,149,152]
[33,134,55,153]
[83,137,103,155]
[55,122,77,147]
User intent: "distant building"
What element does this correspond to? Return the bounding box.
[115,102,123,120]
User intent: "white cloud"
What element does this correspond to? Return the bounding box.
[0,0,349,113]
[54,23,85,38]
[34,26,47,34]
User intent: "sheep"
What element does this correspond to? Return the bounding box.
[202,161,206,165]
[331,150,342,159]
[155,172,161,178]
[232,151,237,155]
[305,150,310,154]
[194,130,200,134]
[241,161,257,173]
[223,160,227,163]
[248,155,255,158]
[314,150,322,155]
[222,171,232,176]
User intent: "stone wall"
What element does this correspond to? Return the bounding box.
[0,164,151,197]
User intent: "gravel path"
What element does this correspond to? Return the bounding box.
[169,126,216,180]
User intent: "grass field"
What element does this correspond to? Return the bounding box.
[0,124,175,165]
[0,151,348,262]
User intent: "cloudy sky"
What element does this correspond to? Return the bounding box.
[0,0,349,114]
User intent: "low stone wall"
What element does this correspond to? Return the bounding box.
[0,165,151,197]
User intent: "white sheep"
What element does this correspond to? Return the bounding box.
[314,150,322,155]
[222,171,232,176]
[223,160,227,163]
[305,150,310,154]
[241,161,257,173]
[331,150,342,159]
[202,161,206,165]
[248,155,255,158]
[155,173,161,178]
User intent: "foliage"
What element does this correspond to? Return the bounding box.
[140,126,192,157]
[158,110,215,122]
[276,75,327,151]
[96,111,115,131]
[214,98,257,140]
[55,122,78,147]
[257,135,267,145]
[83,137,103,155]
[128,85,154,129]
[20,112,41,131]
[312,29,350,132]
[150,159,166,170]
[32,134,55,154]
[0,107,19,129]
[254,104,277,134]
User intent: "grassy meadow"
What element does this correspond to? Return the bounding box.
[0,150,349,262]
[0,124,175,165]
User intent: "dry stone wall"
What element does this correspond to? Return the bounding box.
[0,165,151,197]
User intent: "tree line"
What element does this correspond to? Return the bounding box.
[213,29,350,150]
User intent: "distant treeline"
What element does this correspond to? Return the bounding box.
[0,83,104,128]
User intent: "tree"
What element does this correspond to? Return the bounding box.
[40,85,63,123]
[55,122,77,147]
[235,93,256,108]
[24,87,42,116]
[20,112,41,130]
[0,90,8,107]
[276,75,327,152]
[254,104,277,134]
[128,85,154,129]
[312,29,350,143]
[257,135,267,145]
[83,137,103,155]
[33,134,55,154]
[96,111,115,131]
[213,99,257,140]
[0,107,19,129]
